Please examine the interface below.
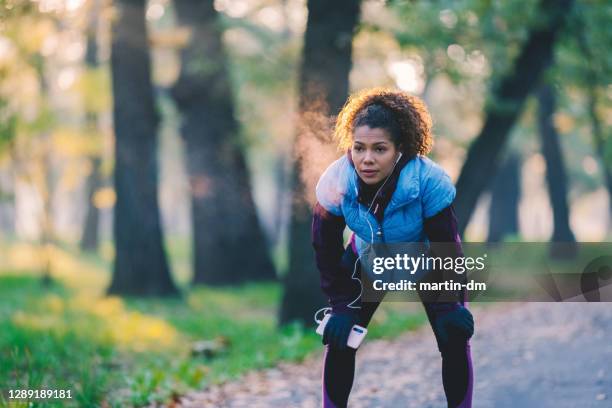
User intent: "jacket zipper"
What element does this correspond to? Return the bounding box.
[376,225,384,242]
[359,202,385,243]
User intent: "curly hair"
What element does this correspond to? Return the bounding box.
[334,88,433,157]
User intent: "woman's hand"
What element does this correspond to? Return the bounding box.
[434,305,474,344]
[322,311,359,349]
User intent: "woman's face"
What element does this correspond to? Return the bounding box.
[351,125,401,185]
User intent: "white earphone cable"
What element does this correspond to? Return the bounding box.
[314,151,403,321]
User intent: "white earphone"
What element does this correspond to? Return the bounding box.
[395,152,403,164]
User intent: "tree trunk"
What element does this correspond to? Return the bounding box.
[40,144,54,287]
[586,88,612,232]
[80,1,103,251]
[171,0,276,285]
[454,0,574,236]
[279,0,361,325]
[108,0,178,296]
[270,152,289,247]
[0,170,15,236]
[537,84,577,257]
[576,27,612,232]
[80,155,102,251]
[487,153,520,243]
[268,0,292,248]
[31,55,55,286]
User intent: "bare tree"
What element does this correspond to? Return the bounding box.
[171,0,276,285]
[487,153,520,243]
[108,0,178,296]
[577,24,612,232]
[80,0,103,251]
[454,0,574,236]
[537,83,576,257]
[279,0,362,325]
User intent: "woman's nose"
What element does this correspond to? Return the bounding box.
[363,150,374,163]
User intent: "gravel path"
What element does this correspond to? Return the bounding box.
[176,303,612,407]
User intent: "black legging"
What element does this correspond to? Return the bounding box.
[322,252,473,407]
[322,300,473,408]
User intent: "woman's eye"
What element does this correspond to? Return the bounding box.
[354,146,364,152]
[376,147,386,152]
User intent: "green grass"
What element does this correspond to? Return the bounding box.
[0,242,429,407]
[4,238,601,406]
[0,275,116,408]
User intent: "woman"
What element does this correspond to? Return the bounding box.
[312,88,474,408]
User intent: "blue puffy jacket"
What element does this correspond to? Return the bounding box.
[315,154,456,254]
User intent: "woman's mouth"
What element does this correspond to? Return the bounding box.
[360,169,378,177]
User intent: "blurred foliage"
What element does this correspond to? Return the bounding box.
[382,0,610,198]
[75,67,111,113]
[0,0,610,405]
[0,241,427,406]
[0,0,114,248]
[0,0,607,242]
[389,0,540,86]
[556,0,612,171]
[219,0,303,157]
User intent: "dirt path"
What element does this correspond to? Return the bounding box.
[176,303,612,407]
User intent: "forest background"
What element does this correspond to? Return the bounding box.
[0,0,610,406]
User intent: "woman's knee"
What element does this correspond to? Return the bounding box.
[439,337,470,358]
